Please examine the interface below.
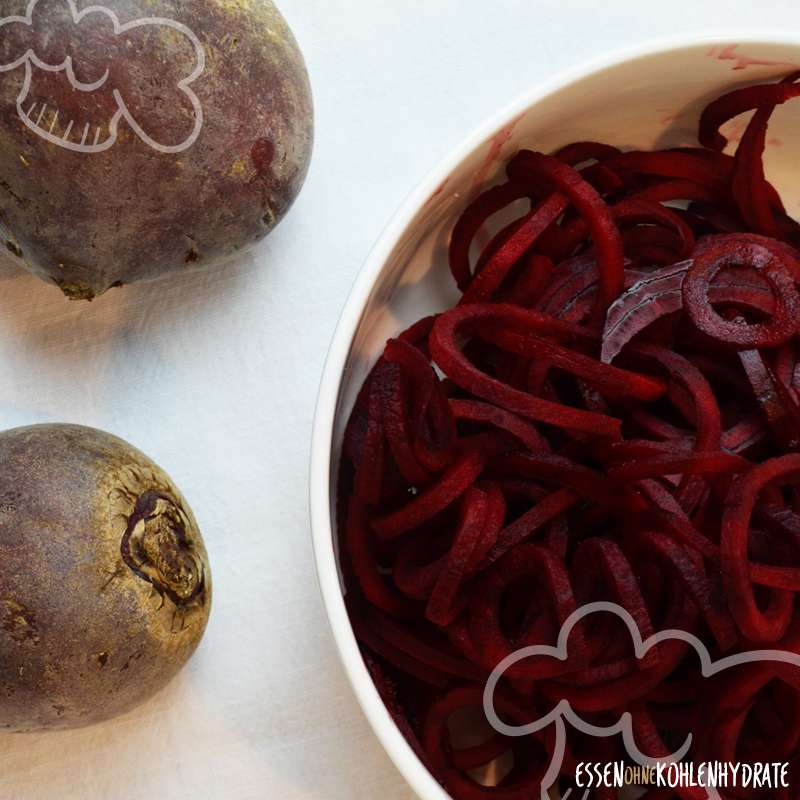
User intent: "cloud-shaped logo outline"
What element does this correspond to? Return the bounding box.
[483,600,800,800]
[0,0,205,154]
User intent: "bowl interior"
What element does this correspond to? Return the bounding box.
[318,36,800,800]
[333,40,800,457]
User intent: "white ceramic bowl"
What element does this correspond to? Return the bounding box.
[310,33,800,800]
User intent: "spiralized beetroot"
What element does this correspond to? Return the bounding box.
[338,74,800,799]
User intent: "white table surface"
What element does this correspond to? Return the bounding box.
[1,1,799,798]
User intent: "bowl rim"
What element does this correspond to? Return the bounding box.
[309,29,800,800]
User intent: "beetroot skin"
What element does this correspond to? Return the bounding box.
[0,0,313,299]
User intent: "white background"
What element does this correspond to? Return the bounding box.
[1,1,799,798]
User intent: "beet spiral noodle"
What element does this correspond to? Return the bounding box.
[338,74,800,800]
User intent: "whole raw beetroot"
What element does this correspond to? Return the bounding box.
[0,0,313,299]
[0,424,211,732]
